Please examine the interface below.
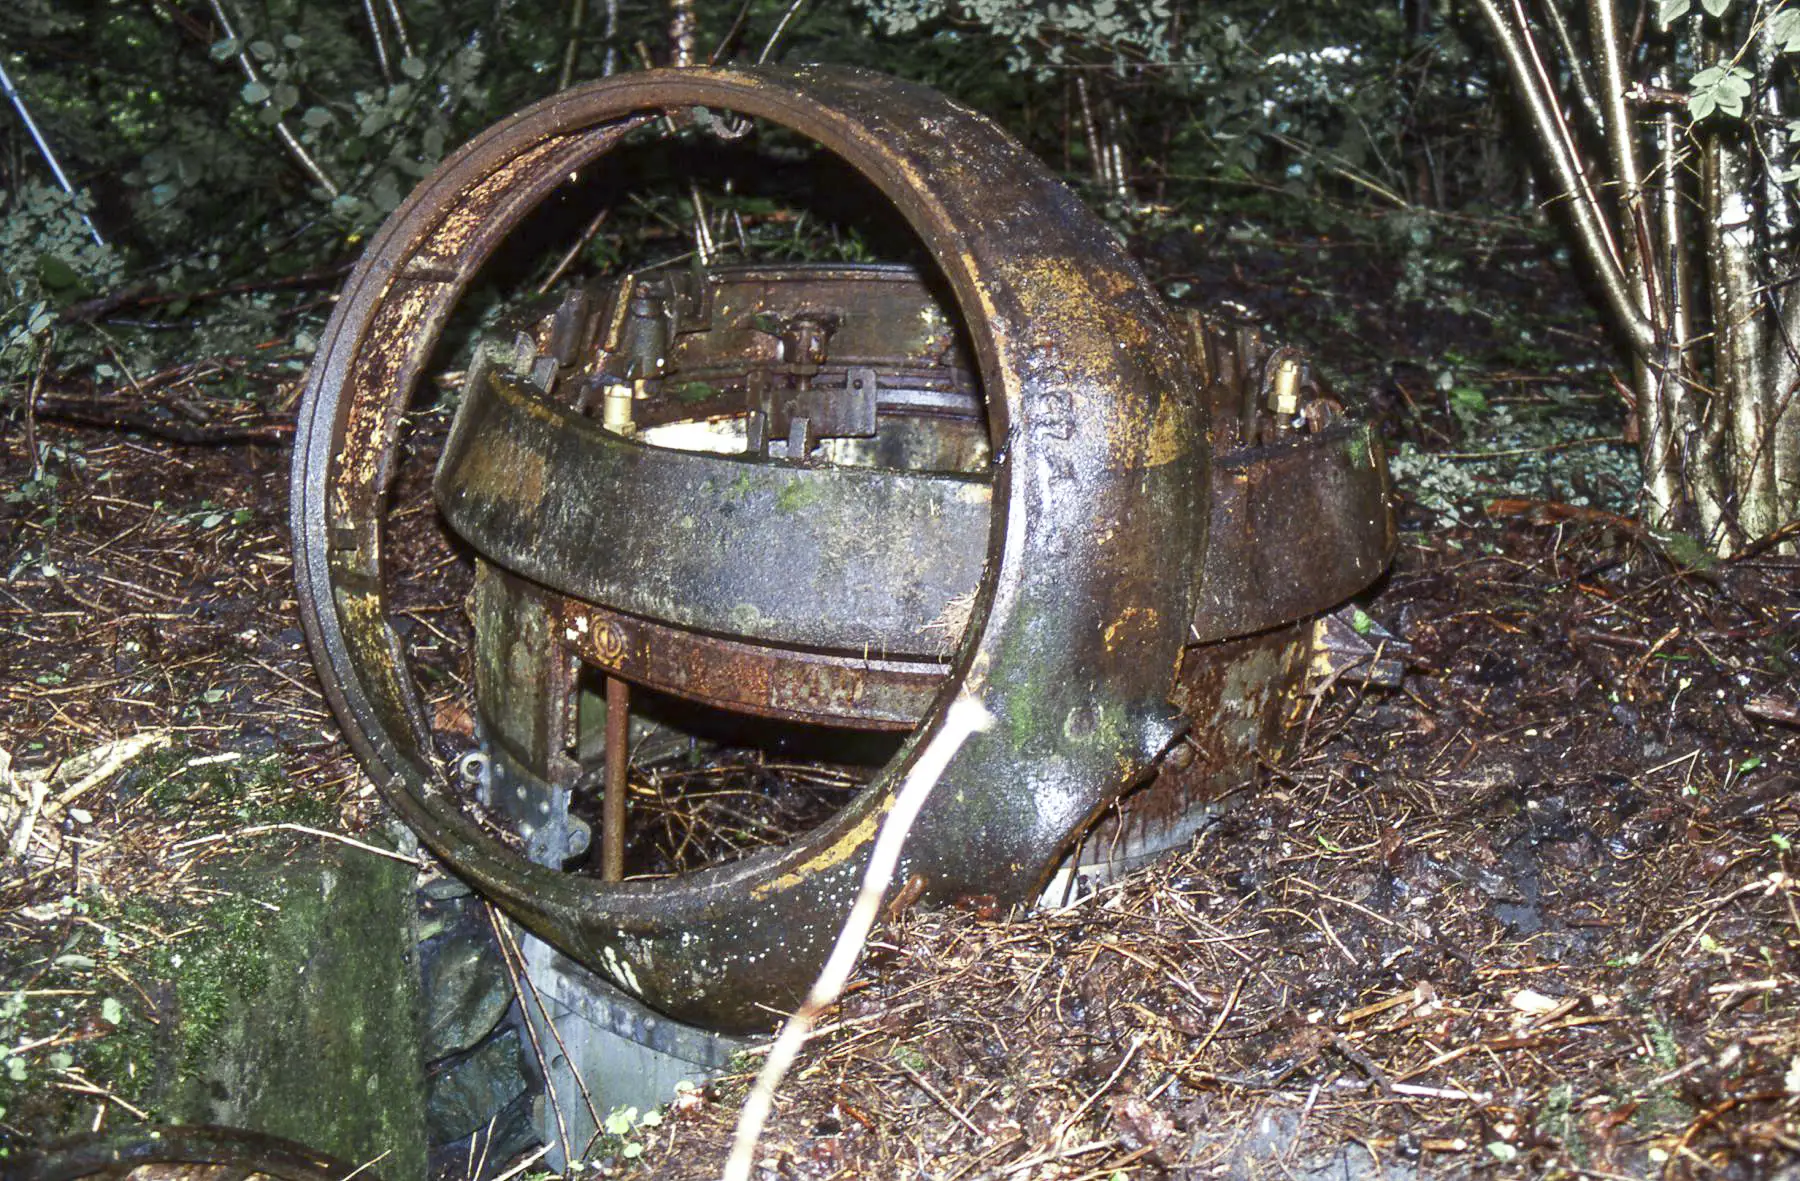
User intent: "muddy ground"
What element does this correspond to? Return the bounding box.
[1,219,1797,1178]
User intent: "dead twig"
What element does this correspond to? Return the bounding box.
[171,822,424,867]
[893,1058,985,1138]
[485,902,574,1168]
[722,695,991,1181]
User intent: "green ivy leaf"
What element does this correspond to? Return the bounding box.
[1658,0,1690,23]
[301,106,333,129]
[209,37,240,61]
[240,80,271,105]
[271,83,300,113]
[101,997,123,1025]
[1771,8,1800,52]
[37,252,83,292]
[1699,0,1731,15]
[248,39,276,61]
[399,56,427,80]
[1688,64,1753,120]
[370,172,402,213]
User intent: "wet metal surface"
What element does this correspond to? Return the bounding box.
[436,366,990,657]
[553,580,946,731]
[292,66,1393,1033]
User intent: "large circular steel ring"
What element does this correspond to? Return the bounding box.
[292,65,1208,1033]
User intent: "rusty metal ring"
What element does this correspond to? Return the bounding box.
[292,65,1207,1032]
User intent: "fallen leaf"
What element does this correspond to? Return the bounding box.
[1509,988,1561,1015]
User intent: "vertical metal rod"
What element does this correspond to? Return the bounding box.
[602,676,629,881]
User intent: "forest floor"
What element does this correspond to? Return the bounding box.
[1,210,1797,1179]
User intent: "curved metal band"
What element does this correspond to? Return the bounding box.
[291,65,1206,1032]
[551,581,947,731]
[436,370,990,657]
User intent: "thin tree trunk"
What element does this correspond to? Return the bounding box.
[1074,74,1107,188]
[1469,0,1655,353]
[1755,18,1800,518]
[1542,0,1603,136]
[1587,0,1646,301]
[1767,283,1800,522]
[1638,82,1685,533]
[1702,123,1775,543]
[602,0,618,76]
[1652,78,1730,538]
[383,0,415,60]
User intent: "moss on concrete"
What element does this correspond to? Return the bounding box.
[158,846,428,1181]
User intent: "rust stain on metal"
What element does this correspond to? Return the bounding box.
[1103,606,1159,654]
[291,65,1396,1033]
[750,796,896,899]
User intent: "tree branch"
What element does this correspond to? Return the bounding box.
[1470,0,1656,353]
[203,0,340,198]
[1702,112,1776,541]
[558,0,588,89]
[1538,0,1604,137]
[1587,0,1648,283]
[359,0,394,82]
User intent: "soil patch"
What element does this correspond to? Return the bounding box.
[616,509,1800,1180]
[2,226,1795,1175]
